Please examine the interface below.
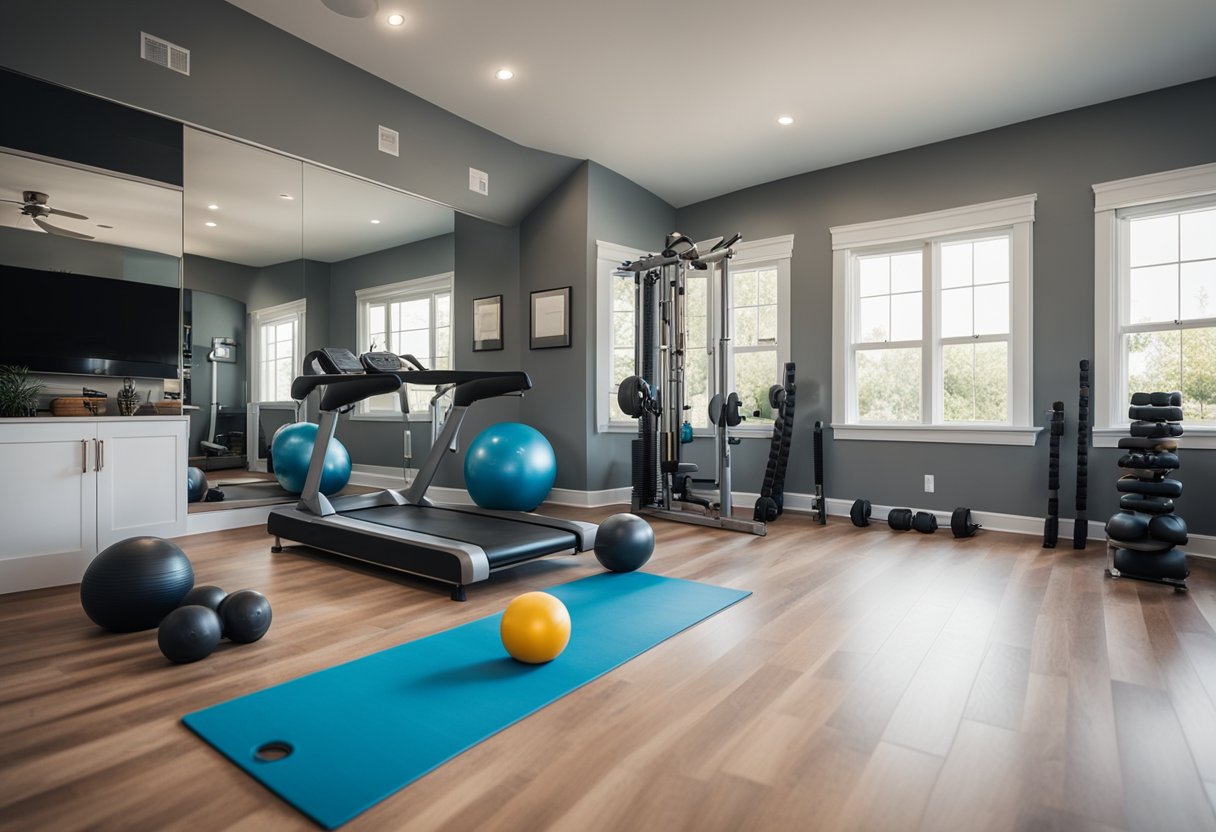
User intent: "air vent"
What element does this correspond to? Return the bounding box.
[469,167,489,195]
[378,125,399,157]
[141,32,190,76]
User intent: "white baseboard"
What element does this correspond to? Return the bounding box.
[183,505,281,537]
[177,469,1216,561]
[0,550,91,594]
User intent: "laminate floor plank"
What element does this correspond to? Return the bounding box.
[1,510,1213,831]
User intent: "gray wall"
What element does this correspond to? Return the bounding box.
[328,234,455,469]
[675,77,1216,531]
[518,164,591,490]
[0,0,579,226]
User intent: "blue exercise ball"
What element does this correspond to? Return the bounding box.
[186,466,208,503]
[80,537,195,632]
[464,422,556,511]
[271,422,351,495]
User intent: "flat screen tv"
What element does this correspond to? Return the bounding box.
[0,264,180,379]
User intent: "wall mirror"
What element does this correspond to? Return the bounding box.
[182,127,304,476]
[1,104,460,496]
[301,163,454,475]
[0,148,183,403]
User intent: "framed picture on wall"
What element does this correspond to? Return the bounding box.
[529,286,571,349]
[472,294,503,352]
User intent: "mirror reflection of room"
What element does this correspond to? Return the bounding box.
[0,148,183,410]
[180,128,455,511]
[182,127,304,482]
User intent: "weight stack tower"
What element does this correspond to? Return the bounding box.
[1104,391,1190,590]
[1042,401,1064,548]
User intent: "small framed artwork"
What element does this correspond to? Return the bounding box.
[472,294,503,352]
[530,286,571,349]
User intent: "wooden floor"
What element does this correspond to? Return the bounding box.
[3,510,1216,831]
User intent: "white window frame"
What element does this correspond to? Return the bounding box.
[353,272,453,422]
[596,241,643,433]
[1093,162,1216,449]
[248,298,306,406]
[595,235,793,437]
[830,195,1038,445]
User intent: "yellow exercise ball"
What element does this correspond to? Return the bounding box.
[500,591,571,664]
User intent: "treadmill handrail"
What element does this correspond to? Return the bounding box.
[291,369,532,411]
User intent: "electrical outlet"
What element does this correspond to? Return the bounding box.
[924,474,935,493]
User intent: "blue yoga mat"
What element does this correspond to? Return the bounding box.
[183,571,749,828]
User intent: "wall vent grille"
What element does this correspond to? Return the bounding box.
[141,32,190,76]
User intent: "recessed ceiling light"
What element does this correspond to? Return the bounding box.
[386,12,404,25]
[280,194,294,200]
[495,69,514,81]
[370,219,381,224]
[207,203,219,211]
[204,221,217,227]
[777,115,794,126]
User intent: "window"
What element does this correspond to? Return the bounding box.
[355,273,453,419]
[249,299,306,403]
[595,236,793,434]
[831,195,1037,444]
[1093,163,1216,448]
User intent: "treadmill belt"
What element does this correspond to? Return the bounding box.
[343,505,577,567]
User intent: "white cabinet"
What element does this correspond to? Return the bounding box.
[0,417,188,594]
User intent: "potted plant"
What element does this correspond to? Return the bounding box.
[0,365,44,417]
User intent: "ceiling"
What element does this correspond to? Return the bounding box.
[0,152,182,256]
[184,128,453,267]
[226,0,1216,208]
[1,131,455,271]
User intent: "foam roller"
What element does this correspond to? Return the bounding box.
[1111,547,1189,583]
[1148,514,1188,546]
[912,511,938,533]
[1105,511,1149,542]
[1117,451,1180,470]
[951,507,980,538]
[888,508,913,531]
[1129,405,1184,421]
[1129,421,1184,438]
[1118,436,1178,451]
[1118,494,1174,515]
[1116,477,1182,498]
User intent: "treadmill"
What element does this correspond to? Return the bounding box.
[267,348,597,600]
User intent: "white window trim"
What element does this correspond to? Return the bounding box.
[353,272,453,422]
[595,235,794,437]
[248,297,306,406]
[709,235,794,438]
[1093,162,1216,449]
[596,241,642,433]
[831,195,1039,445]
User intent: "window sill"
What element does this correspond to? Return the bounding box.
[831,423,1042,446]
[1093,426,1216,450]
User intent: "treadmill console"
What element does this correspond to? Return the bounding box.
[361,351,404,373]
[316,348,365,374]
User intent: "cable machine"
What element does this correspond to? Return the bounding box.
[616,232,767,535]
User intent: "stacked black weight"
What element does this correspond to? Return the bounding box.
[1074,361,1090,549]
[1105,391,1190,589]
[1043,401,1064,548]
[754,363,796,522]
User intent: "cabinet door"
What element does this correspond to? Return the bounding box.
[0,422,97,593]
[96,420,188,549]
